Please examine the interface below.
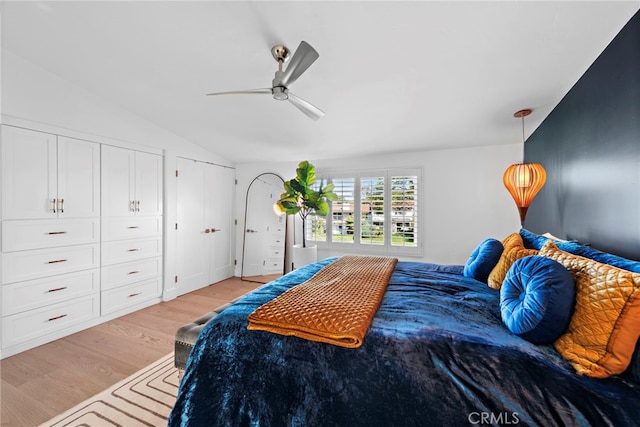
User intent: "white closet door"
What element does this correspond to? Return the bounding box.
[57,136,100,218]
[135,151,163,216]
[207,164,234,284]
[101,145,135,217]
[176,158,209,294]
[1,126,57,220]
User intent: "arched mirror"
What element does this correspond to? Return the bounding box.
[241,173,287,283]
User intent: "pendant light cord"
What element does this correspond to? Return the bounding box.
[521,113,525,162]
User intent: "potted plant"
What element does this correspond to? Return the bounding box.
[276,161,337,267]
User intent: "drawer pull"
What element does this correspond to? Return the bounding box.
[127,248,141,252]
[48,314,67,322]
[47,231,68,235]
[127,226,140,229]
[128,292,142,298]
[128,270,140,275]
[47,259,68,264]
[47,286,68,293]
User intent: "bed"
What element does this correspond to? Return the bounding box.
[169,230,640,426]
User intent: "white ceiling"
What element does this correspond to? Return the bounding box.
[2,1,638,163]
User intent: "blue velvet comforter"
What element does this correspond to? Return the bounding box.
[169,259,640,426]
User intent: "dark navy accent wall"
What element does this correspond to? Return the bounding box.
[524,10,640,261]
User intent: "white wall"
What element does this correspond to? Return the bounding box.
[235,143,523,270]
[1,49,236,300]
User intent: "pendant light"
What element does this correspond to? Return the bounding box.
[503,109,546,226]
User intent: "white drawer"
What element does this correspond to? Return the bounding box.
[265,259,284,273]
[2,218,100,252]
[101,237,162,266]
[101,278,161,315]
[2,269,99,316]
[268,246,284,258]
[2,295,100,348]
[102,217,162,241]
[2,244,100,284]
[101,257,161,290]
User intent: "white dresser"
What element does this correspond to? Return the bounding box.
[1,126,101,351]
[0,126,164,357]
[100,145,163,316]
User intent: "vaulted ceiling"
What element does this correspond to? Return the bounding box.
[2,1,638,163]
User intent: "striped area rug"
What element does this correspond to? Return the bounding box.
[40,353,178,427]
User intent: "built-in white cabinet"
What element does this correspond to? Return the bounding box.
[1,126,100,220]
[101,145,163,217]
[0,126,164,358]
[100,145,163,316]
[1,125,102,354]
[0,124,237,358]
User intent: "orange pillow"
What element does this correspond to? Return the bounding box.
[487,233,538,290]
[540,241,640,378]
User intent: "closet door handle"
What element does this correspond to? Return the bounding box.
[211,228,221,233]
[136,200,141,212]
[130,200,136,212]
[47,259,67,264]
[51,198,57,213]
[58,198,65,213]
[204,228,211,233]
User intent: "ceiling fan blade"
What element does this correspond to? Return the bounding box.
[206,88,271,96]
[287,91,325,121]
[280,41,319,87]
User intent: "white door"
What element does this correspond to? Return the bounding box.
[101,145,135,217]
[135,151,163,216]
[176,158,209,294]
[1,126,57,220]
[207,165,234,283]
[176,159,235,294]
[57,136,100,218]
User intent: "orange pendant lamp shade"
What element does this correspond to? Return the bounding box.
[503,162,546,224]
[504,109,547,225]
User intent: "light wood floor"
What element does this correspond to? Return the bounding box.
[0,277,263,427]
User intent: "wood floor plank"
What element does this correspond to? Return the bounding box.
[0,277,263,427]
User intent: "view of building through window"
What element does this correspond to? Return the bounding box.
[306,170,419,253]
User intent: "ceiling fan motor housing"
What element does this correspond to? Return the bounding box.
[272,71,288,100]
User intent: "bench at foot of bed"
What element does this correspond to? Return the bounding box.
[174,284,267,372]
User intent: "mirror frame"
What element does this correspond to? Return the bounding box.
[241,172,287,283]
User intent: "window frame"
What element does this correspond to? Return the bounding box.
[307,167,422,257]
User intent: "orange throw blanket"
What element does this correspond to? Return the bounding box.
[247,255,398,348]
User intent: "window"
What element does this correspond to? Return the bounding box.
[306,168,420,255]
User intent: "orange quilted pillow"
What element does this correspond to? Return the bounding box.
[487,233,538,290]
[540,241,640,378]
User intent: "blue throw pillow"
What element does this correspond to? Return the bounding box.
[463,238,504,283]
[500,256,575,344]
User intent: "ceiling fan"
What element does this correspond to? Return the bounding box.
[206,41,324,121]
